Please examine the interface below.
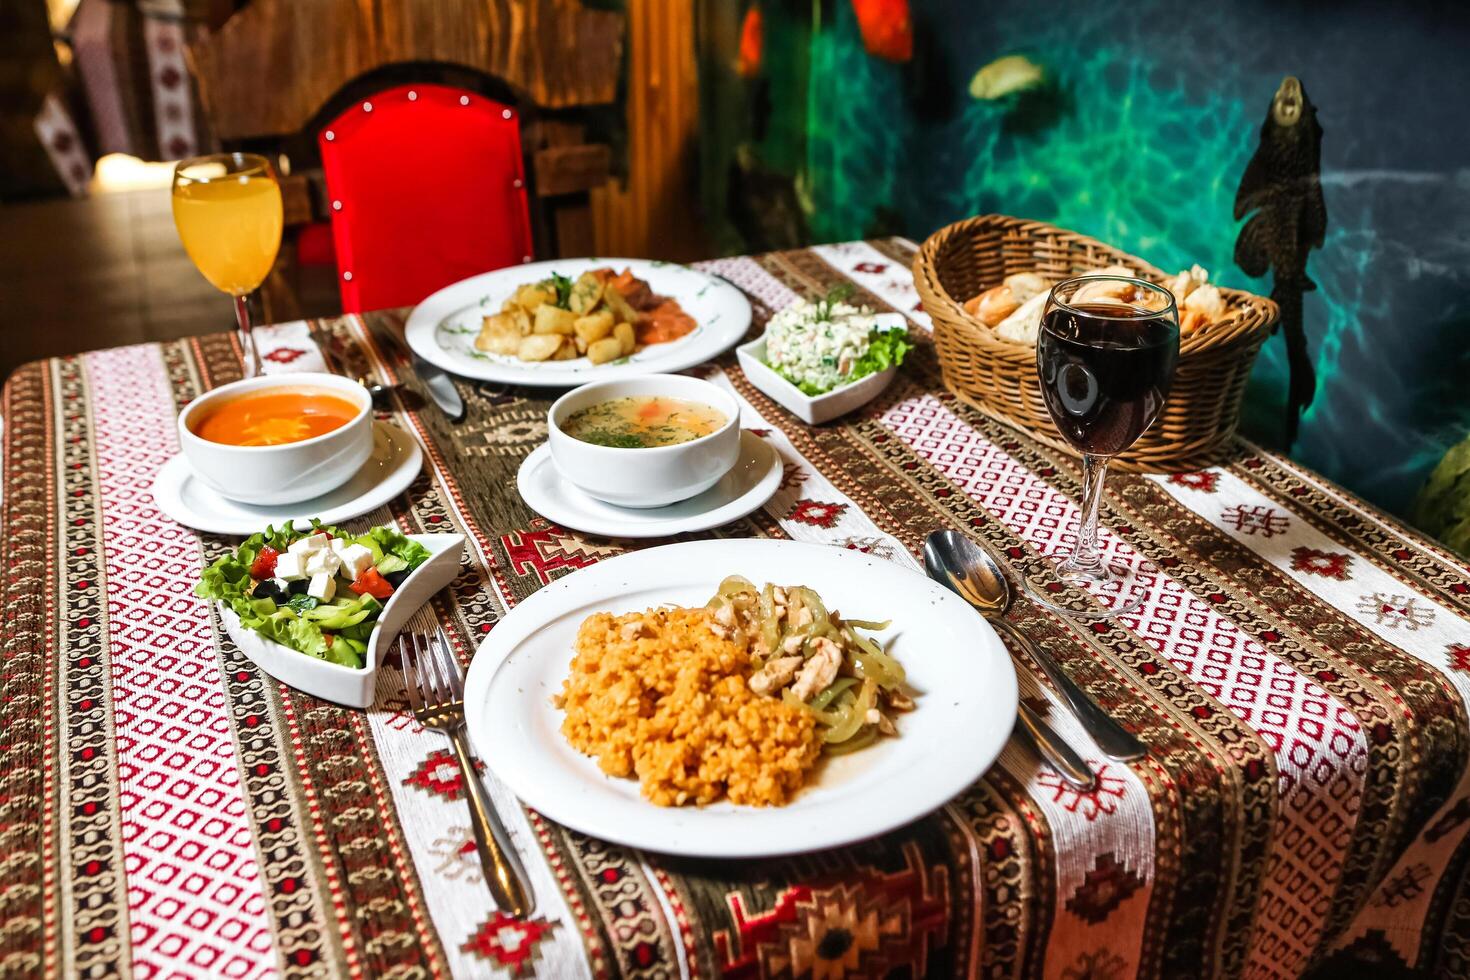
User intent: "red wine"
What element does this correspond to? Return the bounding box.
[1037,302,1179,457]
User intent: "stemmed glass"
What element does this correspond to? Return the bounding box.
[171,153,283,379]
[1027,275,1180,619]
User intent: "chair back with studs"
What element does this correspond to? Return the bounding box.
[318,83,534,313]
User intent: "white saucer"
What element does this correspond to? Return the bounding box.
[517,430,782,538]
[153,421,424,536]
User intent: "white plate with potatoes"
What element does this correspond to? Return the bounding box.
[404,258,752,387]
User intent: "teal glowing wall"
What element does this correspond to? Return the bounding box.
[702,0,1470,517]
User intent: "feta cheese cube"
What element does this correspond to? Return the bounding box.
[306,572,336,601]
[287,533,329,556]
[304,549,341,577]
[337,543,375,580]
[271,577,293,593]
[273,552,306,580]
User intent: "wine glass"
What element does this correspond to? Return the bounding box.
[171,153,283,379]
[1027,275,1180,619]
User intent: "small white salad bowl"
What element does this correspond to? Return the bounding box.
[177,372,374,505]
[547,373,743,508]
[737,312,908,425]
[216,530,465,708]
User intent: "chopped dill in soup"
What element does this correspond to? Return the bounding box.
[561,396,727,448]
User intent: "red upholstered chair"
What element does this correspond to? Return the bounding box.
[318,83,535,313]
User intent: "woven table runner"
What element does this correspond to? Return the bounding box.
[3,240,1470,979]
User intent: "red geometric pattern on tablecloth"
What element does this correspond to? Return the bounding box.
[1067,852,1146,925]
[1290,546,1353,581]
[403,749,482,802]
[1449,645,1470,673]
[1167,471,1220,493]
[713,841,948,979]
[1035,764,1129,823]
[461,911,554,975]
[787,498,847,528]
[878,393,1367,977]
[86,346,274,980]
[1221,504,1291,538]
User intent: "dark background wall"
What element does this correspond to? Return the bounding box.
[702,0,1470,518]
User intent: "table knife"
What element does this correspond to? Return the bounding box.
[379,327,465,421]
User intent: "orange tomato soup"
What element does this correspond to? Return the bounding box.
[192,388,360,447]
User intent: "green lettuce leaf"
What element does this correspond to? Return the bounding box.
[194,521,432,669]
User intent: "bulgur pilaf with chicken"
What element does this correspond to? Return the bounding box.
[556,576,913,807]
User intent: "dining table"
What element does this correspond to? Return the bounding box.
[4,237,1470,980]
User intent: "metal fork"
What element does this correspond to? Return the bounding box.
[400,626,533,916]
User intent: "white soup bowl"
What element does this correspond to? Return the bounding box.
[177,373,374,505]
[547,374,742,508]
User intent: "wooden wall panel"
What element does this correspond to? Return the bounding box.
[590,0,704,261]
[190,0,622,140]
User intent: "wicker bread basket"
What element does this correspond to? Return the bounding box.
[913,215,1279,472]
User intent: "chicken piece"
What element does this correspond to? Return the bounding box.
[748,656,804,696]
[713,603,735,628]
[885,689,915,712]
[790,636,842,701]
[792,603,813,629]
[781,633,804,655]
[620,618,648,641]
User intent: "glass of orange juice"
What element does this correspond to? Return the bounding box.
[171,153,283,378]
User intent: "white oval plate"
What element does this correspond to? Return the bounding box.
[464,539,1017,858]
[404,258,752,386]
[218,531,464,707]
[516,430,782,539]
[153,421,423,536]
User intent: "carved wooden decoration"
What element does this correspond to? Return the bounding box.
[190,0,623,140]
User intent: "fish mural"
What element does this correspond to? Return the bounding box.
[968,53,1045,100]
[1234,76,1327,446]
[850,0,912,63]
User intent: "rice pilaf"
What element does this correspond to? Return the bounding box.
[557,606,821,806]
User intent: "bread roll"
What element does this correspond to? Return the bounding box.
[964,284,1020,326]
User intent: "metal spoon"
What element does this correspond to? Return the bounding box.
[924,543,1097,790]
[925,529,1147,763]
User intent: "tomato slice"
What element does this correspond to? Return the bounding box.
[249,545,279,579]
[350,567,394,600]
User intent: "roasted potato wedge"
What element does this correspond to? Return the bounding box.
[550,338,578,360]
[475,313,523,355]
[512,283,554,310]
[569,273,604,314]
[533,304,577,336]
[517,334,564,362]
[573,310,614,346]
[612,321,636,356]
[505,305,532,336]
[586,337,624,365]
[603,286,637,326]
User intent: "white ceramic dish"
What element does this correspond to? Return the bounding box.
[463,539,1017,858]
[177,372,375,504]
[217,531,464,708]
[517,430,781,538]
[736,312,907,425]
[547,374,742,508]
[153,422,423,536]
[404,258,751,387]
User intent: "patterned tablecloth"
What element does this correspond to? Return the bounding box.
[4,240,1470,980]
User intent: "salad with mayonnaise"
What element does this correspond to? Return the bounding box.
[763,286,914,395]
[196,522,430,669]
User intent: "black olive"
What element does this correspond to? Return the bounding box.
[288,579,309,596]
[252,579,289,603]
[384,569,411,589]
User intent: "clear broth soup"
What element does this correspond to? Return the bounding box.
[561,396,726,448]
[192,387,361,447]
